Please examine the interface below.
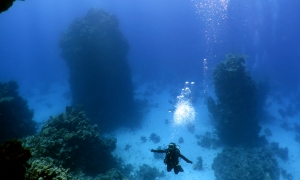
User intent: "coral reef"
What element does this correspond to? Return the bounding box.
[280,168,293,180]
[280,121,293,131]
[149,133,161,143]
[0,80,36,143]
[0,0,15,13]
[270,142,289,161]
[67,168,128,180]
[94,168,128,180]
[140,136,147,143]
[196,131,220,149]
[187,123,196,133]
[264,128,272,137]
[295,134,300,144]
[124,144,131,151]
[193,157,203,171]
[294,123,300,143]
[22,106,118,176]
[295,123,300,133]
[0,139,31,180]
[207,54,261,146]
[119,163,134,178]
[278,104,298,119]
[132,164,165,180]
[59,8,140,132]
[212,147,280,180]
[25,157,71,180]
[65,168,128,180]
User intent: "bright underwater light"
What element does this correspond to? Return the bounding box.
[173,100,195,125]
[173,82,196,126]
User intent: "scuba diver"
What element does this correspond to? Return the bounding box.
[151,142,193,174]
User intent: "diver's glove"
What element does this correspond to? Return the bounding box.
[187,160,193,164]
[151,149,154,152]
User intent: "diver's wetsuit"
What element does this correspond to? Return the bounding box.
[151,147,192,174]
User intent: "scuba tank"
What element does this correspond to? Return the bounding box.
[164,143,181,165]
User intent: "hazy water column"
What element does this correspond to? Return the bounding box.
[190,0,229,96]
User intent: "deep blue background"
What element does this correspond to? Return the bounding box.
[0,0,299,95]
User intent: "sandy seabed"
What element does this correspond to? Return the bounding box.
[113,85,300,180]
[27,83,300,180]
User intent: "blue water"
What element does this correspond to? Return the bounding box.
[1,0,300,179]
[1,0,299,90]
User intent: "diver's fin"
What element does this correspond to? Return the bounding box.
[179,166,184,172]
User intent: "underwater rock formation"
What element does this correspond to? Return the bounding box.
[0,139,32,180]
[0,80,36,143]
[207,54,260,146]
[59,8,139,132]
[22,106,118,177]
[212,147,280,180]
[0,0,15,13]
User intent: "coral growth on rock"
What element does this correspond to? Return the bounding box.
[193,157,203,171]
[59,8,140,132]
[270,142,289,161]
[0,0,15,13]
[94,168,128,180]
[196,131,220,149]
[25,157,71,180]
[149,133,161,143]
[207,54,260,146]
[212,147,280,180]
[22,106,118,177]
[132,164,165,180]
[0,80,36,143]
